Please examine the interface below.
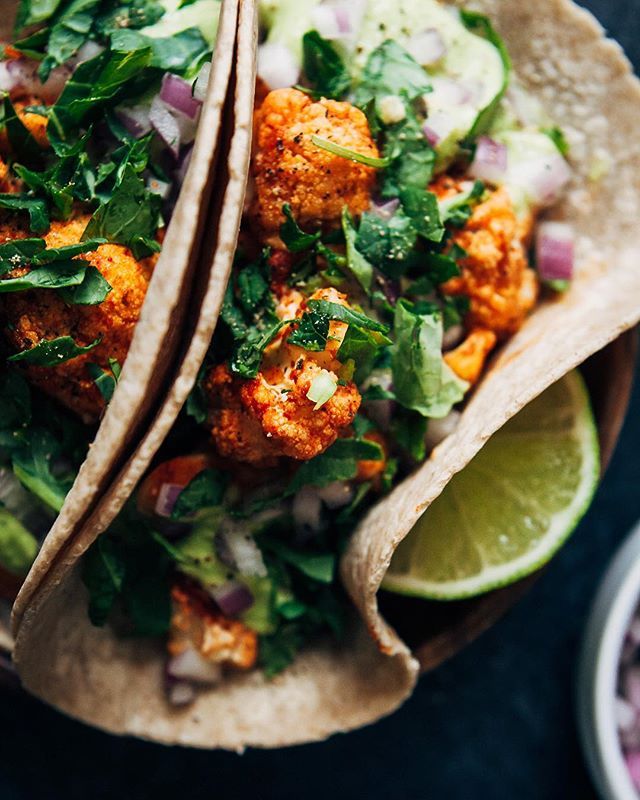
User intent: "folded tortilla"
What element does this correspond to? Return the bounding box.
[11,0,640,750]
[0,0,241,648]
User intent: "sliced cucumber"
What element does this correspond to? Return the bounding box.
[142,0,221,45]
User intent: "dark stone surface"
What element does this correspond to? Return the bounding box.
[1,3,639,798]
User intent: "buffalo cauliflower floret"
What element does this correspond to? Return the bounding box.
[207,286,361,464]
[169,583,258,671]
[0,95,49,153]
[2,214,155,422]
[432,177,538,337]
[249,88,378,245]
[444,328,498,384]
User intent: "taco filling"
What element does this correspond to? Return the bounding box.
[81,0,573,703]
[0,0,222,605]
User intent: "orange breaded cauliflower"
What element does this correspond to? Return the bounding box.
[432,177,538,337]
[207,286,361,464]
[444,328,498,384]
[250,88,378,245]
[169,584,258,670]
[0,95,49,153]
[2,214,155,422]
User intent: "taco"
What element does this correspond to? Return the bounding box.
[0,0,242,645]
[12,0,640,749]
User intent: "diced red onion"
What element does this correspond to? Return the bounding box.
[149,95,182,158]
[292,486,323,534]
[0,58,71,104]
[516,154,572,208]
[219,518,268,577]
[370,198,399,219]
[310,0,365,44]
[75,40,104,64]
[429,77,474,108]
[257,42,300,90]
[167,680,197,706]
[193,61,212,103]
[424,410,462,452]
[469,136,508,185]
[167,646,222,685]
[423,112,456,146]
[535,221,574,282]
[442,324,465,351]
[422,124,441,147]
[405,29,446,65]
[175,145,193,185]
[115,103,152,138]
[155,482,183,518]
[209,581,254,616]
[147,176,172,200]
[316,481,354,510]
[160,73,202,121]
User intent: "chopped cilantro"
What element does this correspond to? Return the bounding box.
[8,335,101,366]
[171,468,227,519]
[354,40,431,111]
[280,203,320,252]
[301,30,351,100]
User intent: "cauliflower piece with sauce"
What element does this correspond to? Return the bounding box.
[169,584,258,671]
[207,286,361,464]
[249,88,379,245]
[444,327,498,384]
[432,176,539,338]
[2,214,155,422]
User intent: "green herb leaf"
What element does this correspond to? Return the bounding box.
[399,187,444,242]
[110,26,209,72]
[542,125,570,157]
[438,180,484,225]
[460,10,511,138]
[172,468,227,519]
[83,164,161,254]
[354,40,431,110]
[280,203,320,253]
[310,135,389,168]
[355,210,418,277]
[82,535,126,626]
[0,95,43,164]
[87,362,117,402]
[0,260,87,292]
[307,299,389,333]
[15,0,63,28]
[336,325,389,384]
[38,0,101,81]
[381,107,436,198]
[301,30,351,100]
[287,308,330,351]
[391,300,468,417]
[229,319,286,379]
[0,194,49,234]
[262,538,335,584]
[58,265,112,305]
[341,207,373,292]
[286,437,383,495]
[8,335,101,366]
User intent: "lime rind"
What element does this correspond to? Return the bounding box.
[382,371,600,600]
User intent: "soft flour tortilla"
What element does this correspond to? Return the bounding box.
[11,0,640,750]
[0,0,241,650]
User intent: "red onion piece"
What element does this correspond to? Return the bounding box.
[310,1,365,43]
[150,95,181,158]
[535,221,574,282]
[167,681,197,706]
[429,77,474,108]
[209,581,254,616]
[422,124,440,147]
[1,58,71,104]
[257,42,300,90]
[175,145,194,185]
[167,646,222,685]
[115,103,152,138]
[155,482,183,518]
[617,696,637,733]
[469,136,508,185]
[424,410,462,452]
[334,6,351,33]
[405,29,446,65]
[292,486,323,534]
[627,752,640,790]
[370,197,399,219]
[527,155,572,207]
[160,73,202,120]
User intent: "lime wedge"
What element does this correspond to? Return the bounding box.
[382,370,600,600]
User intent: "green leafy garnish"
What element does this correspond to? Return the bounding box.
[310,135,389,169]
[0,195,49,234]
[280,203,320,252]
[0,95,43,164]
[354,40,431,111]
[172,468,227,519]
[341,208,373,292]
[110,26,209,72]
[286,437,383,495]
[543,126,570,157]
[8,335,101,367]
[391,301,468,417]
[301,30,351,100]
[39,0,101,81]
